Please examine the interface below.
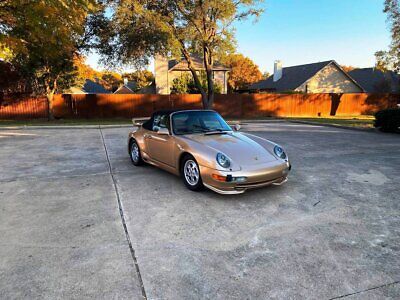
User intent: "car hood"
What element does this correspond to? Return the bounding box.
[182,132,277,166]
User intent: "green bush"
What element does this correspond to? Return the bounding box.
[374,108,400,132]
[171,72,222,94]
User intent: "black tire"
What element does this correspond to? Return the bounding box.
[129,139,143,166]
[180,154,204,191]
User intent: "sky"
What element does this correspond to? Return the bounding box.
[86,0,391,74]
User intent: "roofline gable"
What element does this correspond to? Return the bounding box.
[114,85,134,94]
[296,60,365,92]
[292,60,334,90]
[330,61,365,92]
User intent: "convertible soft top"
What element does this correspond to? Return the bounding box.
[132,110,180,126]
[132,109,206,127]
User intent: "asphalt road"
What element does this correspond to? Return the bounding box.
[0,122,399,299]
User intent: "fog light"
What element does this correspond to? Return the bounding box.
[233,176,247,183]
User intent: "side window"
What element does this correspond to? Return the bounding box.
[152,114,169,131]
[152,114,161,131]
[159,114,169,129]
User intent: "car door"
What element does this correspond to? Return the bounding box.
[144,113,176,167]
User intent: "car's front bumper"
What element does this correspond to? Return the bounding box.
[200,160,291,195]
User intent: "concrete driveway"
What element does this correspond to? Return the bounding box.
[0,122,399,299]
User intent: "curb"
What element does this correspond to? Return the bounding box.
[0,119,282,130]
[0,124,132,130]
[286,120,377,132]
[228,119,286,124]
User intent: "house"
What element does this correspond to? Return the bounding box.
[137,82,156,94]
[114,79,136,94]
[69,79,110,94]
[248,60,364,93]
[348,68,400,93]
[154,55,230,94]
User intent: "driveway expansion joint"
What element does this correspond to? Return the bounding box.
[328,280,400,299]
[99,127,147,300]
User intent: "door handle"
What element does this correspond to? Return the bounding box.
[145,134,153,139]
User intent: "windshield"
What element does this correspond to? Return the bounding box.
[172,111,232,135]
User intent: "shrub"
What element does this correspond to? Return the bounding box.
[374,108,400,132]
[171,72,222,94]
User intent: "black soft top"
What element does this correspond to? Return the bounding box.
[142,110,181,130]
[142,109,215,130]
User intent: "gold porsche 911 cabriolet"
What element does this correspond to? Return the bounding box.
[128,110,291,194]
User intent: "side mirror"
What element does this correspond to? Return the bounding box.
[233,124,241,131]
[156,127,170,135]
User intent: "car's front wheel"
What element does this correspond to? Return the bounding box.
[129,139,143,166]
[181,155,204,191]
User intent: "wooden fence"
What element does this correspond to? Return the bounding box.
[0,93,398,120]
[0,97,48,119]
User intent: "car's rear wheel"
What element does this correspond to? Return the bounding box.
[129,139,143,166]
[181,155,203,191]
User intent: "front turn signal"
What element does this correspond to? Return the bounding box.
[212,174,226,182]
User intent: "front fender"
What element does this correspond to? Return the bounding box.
[174,136,241,172]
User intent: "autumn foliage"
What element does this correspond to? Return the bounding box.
[221,54,263,92]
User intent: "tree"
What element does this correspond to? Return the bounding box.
[341,65,356,73]
[0,61,25,103]
[97,0,263,109]
[171,71,222,94]
[375,50,398,71]
[122,70,154,91]
[74,55,102,83]
[100,72,123,91]
[220,53,262,92]
[261,71,270,80]
[0,0,100,119]
[375,0,400,72]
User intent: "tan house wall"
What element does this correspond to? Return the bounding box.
[296,63,363,93]
[213,71,227,94]
[154,55,169,94]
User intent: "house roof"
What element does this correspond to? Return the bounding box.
[126,81,137,91]
[82,79,110,94]
[168,56,230,71]
[349,68,400,93]
[137,82,156,94]
[248,60,363,92]
[114,85,135,94]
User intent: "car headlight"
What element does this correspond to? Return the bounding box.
[274,145,287,159]
[216,153,230,168]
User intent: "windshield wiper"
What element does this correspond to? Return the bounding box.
[204,128,230,135]
[191,124,209,132]
[187,125,230,135]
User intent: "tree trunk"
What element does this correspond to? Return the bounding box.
[45,78,57,120]
[203,46,214,110]
[46,91,55,120]
[180,48,208,109]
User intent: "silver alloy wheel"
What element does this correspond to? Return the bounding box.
[131,142,139,163]
[184,159,200,186]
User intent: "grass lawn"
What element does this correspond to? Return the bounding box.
[284,116,375,129]
[0,118,133,127]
